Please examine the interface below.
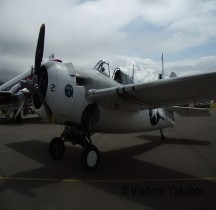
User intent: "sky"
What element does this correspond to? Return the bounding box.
[0,0,216,82]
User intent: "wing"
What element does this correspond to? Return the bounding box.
[0,69,31,91]
[87,72,216,110]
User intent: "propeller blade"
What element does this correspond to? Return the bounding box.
[34,86,53,122]
[15,93,31,121]
[34,24,45,75]
[31,65,34,79]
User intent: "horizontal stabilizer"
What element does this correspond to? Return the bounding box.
[168,106,210,117]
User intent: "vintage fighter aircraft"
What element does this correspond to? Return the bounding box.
[0,55,55,121]
[16,24,216,170]
[0,69,32,121]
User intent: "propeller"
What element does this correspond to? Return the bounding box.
[34,23,45,76]
[34,88,52,121]
[16,24,53,122]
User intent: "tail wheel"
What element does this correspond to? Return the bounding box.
[81,145,100,170]
[49,137,65,160]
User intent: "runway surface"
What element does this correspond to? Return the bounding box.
[0,111,216,210]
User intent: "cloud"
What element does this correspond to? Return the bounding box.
[137,0,195,25]
[0,0,215,82]
[113,55,216,83]
[164,0,216,51]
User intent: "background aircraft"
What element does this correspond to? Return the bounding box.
[0,55,56,121]
[14,24,216,170]
[0,69,32,121]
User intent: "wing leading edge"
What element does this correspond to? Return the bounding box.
[87,72,216,110]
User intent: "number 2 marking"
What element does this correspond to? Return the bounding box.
[51,84,55,92]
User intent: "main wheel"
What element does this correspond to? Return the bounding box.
[49,137,65,160]
[81,145,100,170]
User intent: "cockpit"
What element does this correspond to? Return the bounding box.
[93,60,110,77]
[93,60,134,85]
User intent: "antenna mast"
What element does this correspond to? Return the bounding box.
[161,52,164,79]
[132,65,135,82]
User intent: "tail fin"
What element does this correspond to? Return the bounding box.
[170,72,177,78]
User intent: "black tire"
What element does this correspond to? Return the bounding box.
[49,137,65,160]
[81,145,100,171]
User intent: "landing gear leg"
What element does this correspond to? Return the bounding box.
[49,125,100,170]
[160,129,165,141]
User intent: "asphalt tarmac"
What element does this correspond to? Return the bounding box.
[0,111,216,210]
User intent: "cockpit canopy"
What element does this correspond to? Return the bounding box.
[112,68,134,85]
[93,60,110,77]
[93,60,134,85]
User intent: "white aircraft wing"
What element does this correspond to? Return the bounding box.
[0,69,31,114]
[87,72,216,110]
[0,69,31,91]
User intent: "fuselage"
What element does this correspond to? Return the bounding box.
[34,61,175,133]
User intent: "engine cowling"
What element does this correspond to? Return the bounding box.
[32,61,91,125]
